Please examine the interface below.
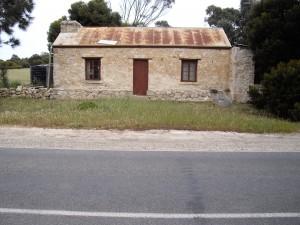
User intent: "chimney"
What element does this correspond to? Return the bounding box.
[60,20,82,33]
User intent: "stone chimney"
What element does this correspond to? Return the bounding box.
[60,21,82,33]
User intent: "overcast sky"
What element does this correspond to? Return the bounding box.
[0,0,240,60]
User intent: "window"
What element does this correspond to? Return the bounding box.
[85,58,101,80]
[181,60,198,82]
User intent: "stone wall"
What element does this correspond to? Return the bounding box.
[1,47,254,103]
[53,47,232,101]
[230,47,255,103]
[51,89,211,102]
[52,89,132,100]
[0,86,53,99]
[0,87,210,102]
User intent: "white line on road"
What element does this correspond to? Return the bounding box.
[0,208,300,219]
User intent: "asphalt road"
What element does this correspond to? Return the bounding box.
[0,148,300,225]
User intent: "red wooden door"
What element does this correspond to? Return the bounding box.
[133,59,148,95]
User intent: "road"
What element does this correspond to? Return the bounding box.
[0,148,300,225]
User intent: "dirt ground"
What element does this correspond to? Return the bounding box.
[0,126,299,152]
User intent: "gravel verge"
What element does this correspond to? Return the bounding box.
[0,126,299,152]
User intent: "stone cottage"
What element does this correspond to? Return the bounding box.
[52,21,254,102]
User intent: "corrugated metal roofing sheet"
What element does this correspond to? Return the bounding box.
[53,27,231,48]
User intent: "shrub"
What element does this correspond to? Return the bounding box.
[248,86,265,109]
[9,80,22,88]
[0,60,21,88]
[0,68,9,88]
[249,60,300,121]
[77,101,98,110]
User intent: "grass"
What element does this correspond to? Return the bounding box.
[0,97,299,133]
[6,68,30,85]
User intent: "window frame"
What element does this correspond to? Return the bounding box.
[85,58,101,81]
[181,60,198,82]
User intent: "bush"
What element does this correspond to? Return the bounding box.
[9,81,22,88]
[0,69,9,88]
[249,60,300,121]
[248,86,265,109]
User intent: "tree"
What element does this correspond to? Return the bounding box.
[47,0,121,48]
[0,61,9,88]
[10,55,21,65]
[246,0,300,83]
[241,0,259,16]
[47,16,67,50]
[28,53,49,66]
[155,20,171,27]
[0,0,34,47]
[120,0,175,26]
[205,1,260,45]
[9,55,29,68]
[249,60,300,121]
[0,60,21,88]
[68,0,121,26]
[205,5,242,45]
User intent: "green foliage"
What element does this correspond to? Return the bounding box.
[155,20,171,27]
[0,60,21,69]
[249,60,300,121]
[77,102,98,110]
[10,55,21,64]
[240,0,258,17]
[246,0,300,83]
[0,71,9,88]
[47,16,67,50]
[68,0,121,26]
[289,102,300,121]
[28,52,49,66]
[0,61,23,88]
[47,0,121,48]
[9,80,22,88]
[205,5,243,45]
[0,61,10,88]
[249,86,265,109]
[9,54,29,68]
[0,53,49,69]
[0,0,34,47]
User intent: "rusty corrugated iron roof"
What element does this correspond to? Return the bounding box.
[53,27,231,48]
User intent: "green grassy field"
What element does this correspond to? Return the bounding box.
[0,98,299,133]
[7,68,30,85]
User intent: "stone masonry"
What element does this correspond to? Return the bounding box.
[1,21,255,102]
[53,47,233,101]
[230,47,255,102]
[52,47,254,102]
[0,86,53,99]
[0,47,254,103]
[50,21,255,103]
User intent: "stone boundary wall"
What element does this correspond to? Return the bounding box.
[147,90,211,102]
[0,86,243,104]
[0,86,53,99]
[52,89,132,100]
[52,89,211,102]
[0,87,218,103]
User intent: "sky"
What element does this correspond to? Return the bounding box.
[0,0,240,60]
